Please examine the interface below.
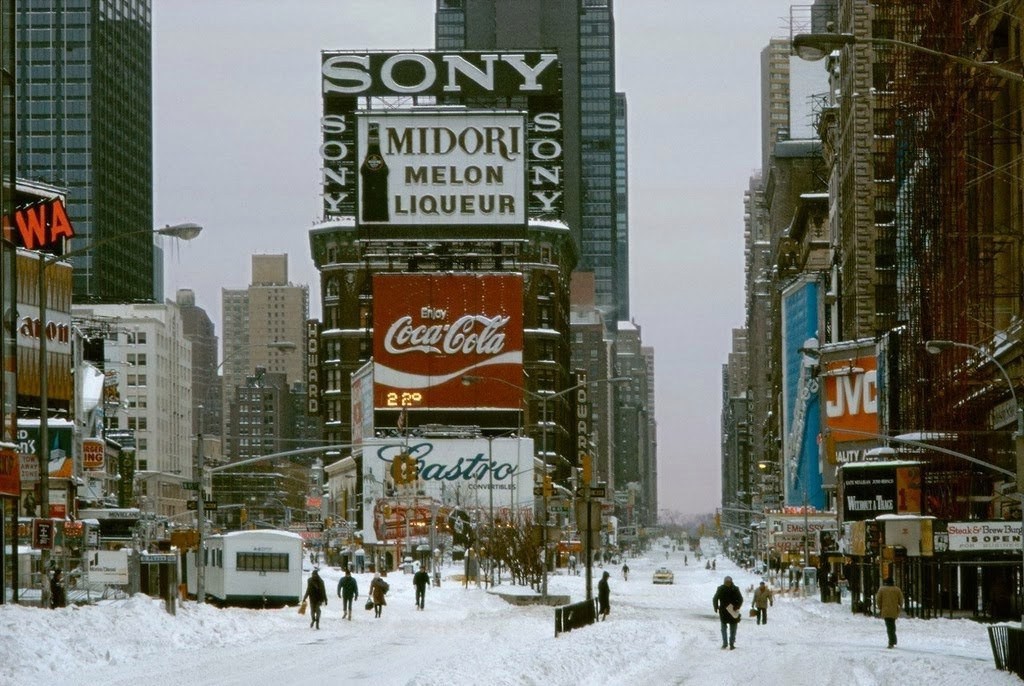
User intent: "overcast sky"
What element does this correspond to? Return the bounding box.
[153,0,798,516]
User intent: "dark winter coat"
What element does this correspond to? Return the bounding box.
[50,571,66,609]
[713,582,743,624]
[337,574,359,600]
[413,570,430,590]
[598,576,611,614]
[370,576,389,606]
[303,573,327,607]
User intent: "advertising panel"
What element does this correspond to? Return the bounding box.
[350,361,375,448]
[780,278,823,508]
[0,447,18,497]
[766,514,837,552]
[87,550,130,585]
[372,273,523,409]
[16,252,73,408]
[82,437,104,471]
[356,110,526,227]
[321,50,563,226]
[947,521,1021,552]
[821,350,879,465]
[360,437,534,545]
[840,464,920,522]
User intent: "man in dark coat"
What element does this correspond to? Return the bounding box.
[302,568,327,629]
[597,570,611,620]
[50,569,66,609]
[712,575,743,649]
[336,567,359,620]
[413,565,430,610]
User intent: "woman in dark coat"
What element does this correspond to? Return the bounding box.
[598,570,611,620]
[370,572,389,618]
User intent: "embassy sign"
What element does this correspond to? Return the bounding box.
[320,50,564,231]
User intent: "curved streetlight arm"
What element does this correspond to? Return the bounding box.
[924,339,1023,437]
[792,33,1024,84]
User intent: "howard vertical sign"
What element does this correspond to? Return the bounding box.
[320,50,563,230]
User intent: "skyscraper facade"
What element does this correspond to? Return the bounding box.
[434,0,625,326]
[15,0,155,303]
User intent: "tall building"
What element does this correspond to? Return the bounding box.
[614,320,655,525]
[434,0,626,326]
[176,289,218,436]
[72,301,192,478]
[14,0,155,303]
[221,254,308,456]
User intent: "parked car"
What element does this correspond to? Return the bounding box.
[652,567,674,585]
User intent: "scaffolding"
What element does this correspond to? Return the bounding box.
[876,0,1024,518]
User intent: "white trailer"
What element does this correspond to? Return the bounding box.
[186,529,303,608]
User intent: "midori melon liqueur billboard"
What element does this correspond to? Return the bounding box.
[360,437,534,545]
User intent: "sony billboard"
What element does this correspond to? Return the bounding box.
[320,50,563,229]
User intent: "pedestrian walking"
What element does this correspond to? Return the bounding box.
[598,570,611,620]
[336,567,359,620]
[621,563,629,581]
[49,569,66,609]
[753,580,774,625]
[302,568,327,629]
[370,572,389,618]
[712,575,743,650]
[413,565,430,610]
[875,577,904,648]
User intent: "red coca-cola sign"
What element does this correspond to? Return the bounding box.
[373,273,523,409]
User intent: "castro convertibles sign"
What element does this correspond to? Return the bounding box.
[321,50,563,228]
[356,110,526,226]
[372,273,523,410]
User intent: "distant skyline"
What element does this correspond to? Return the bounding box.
[154,0,798,515]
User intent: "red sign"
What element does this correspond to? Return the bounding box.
[8,198,75,250]
[82,438,105,471]
[372,273,524,409]
[822,354,879,461]
[0,448,18,497]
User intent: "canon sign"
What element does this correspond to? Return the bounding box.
[372,274,523,410]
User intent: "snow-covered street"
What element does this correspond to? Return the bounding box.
[1,545,1015,685]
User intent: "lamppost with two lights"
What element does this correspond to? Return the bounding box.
[461,373,629,600]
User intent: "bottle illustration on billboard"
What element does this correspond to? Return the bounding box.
[360,122,390,222]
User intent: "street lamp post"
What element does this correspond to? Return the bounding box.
[36,222,200,604]
[461,374,629,599]
[925,339,1024,624]
[791,33,1024,84]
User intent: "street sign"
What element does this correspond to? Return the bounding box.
[141,553,178,564]
[590,486,607,498]
[186,500,218,511]
[306,521,325,532]
[533,486,544,497]
[183,481,200,490]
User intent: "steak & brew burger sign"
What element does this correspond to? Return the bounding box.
[372,273,523,410]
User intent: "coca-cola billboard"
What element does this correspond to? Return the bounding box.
[373,273,523,409]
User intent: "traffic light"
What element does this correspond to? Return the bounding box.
[543,475,552,498]
[239,507,248,526]
[581,454,592,486]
